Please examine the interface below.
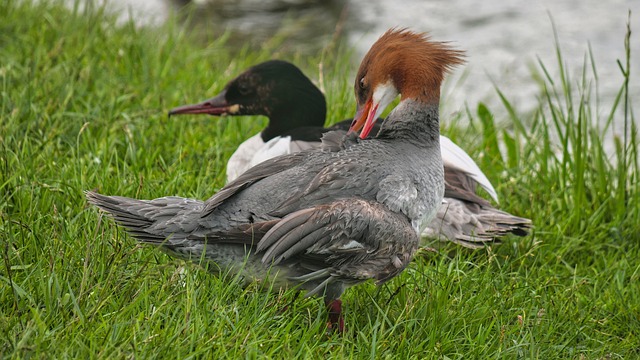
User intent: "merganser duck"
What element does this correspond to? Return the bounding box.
[86,28,464,332]
[169,61,531,247]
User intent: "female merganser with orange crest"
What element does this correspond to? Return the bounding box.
[86,29,505,332]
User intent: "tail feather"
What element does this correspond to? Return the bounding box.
[85,191,204,244]
[425,198,532,248]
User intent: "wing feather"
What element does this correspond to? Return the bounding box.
[258,199,419,289]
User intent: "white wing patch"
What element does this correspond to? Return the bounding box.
[249,136,293,168]
[227,135,321,183]
[226,135,297,182]
[440,135,499,203]
[226,133,266,182]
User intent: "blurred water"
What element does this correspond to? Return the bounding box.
[103,0,637,122]
[346,0,639,122]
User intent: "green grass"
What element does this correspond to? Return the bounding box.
[1,1,639,358]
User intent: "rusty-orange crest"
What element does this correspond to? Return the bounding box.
[355,28,466,105]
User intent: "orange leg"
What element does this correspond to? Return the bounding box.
[325,299,344,333]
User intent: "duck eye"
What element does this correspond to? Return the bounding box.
[237,83,251,96]
[359,78,366,90]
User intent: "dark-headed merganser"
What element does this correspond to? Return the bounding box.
[87,29,464,332]
[169,60,329,181]
[170,61,531,247]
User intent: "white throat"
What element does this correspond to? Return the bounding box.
[372,80,399,119]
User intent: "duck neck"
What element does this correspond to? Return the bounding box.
[377,99,441,146]
[261,87,327,142]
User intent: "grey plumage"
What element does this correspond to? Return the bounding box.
[430,164,531,247]
[86,29,473,331]
[426,197,531,248]
[87,101,441,332]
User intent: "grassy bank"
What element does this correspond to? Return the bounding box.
[1,1,638,358]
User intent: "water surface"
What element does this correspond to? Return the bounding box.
[103,0,638,124]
